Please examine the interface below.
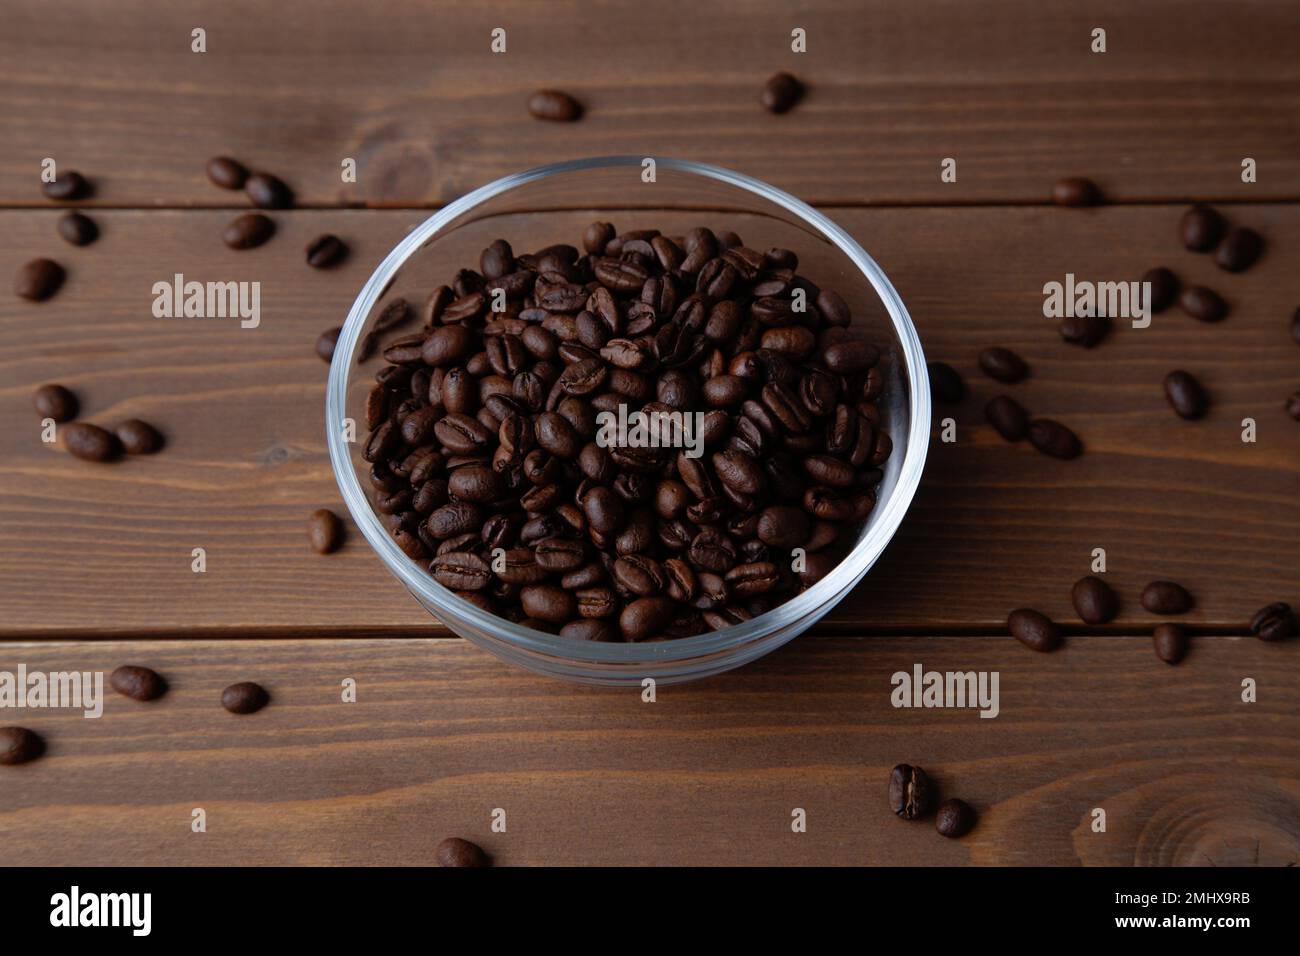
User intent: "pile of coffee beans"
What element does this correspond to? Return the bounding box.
[357,222,890,641]
[888,763,977,838]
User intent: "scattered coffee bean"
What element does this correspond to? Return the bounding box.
[1051,177,1101,207]
[221,682,269,714]
[0,727,44,765]
[436,837,490,867]
[1215,226,1263,273]
[244,172,293,209]
[317,326,342,362]
[935,798,976,838]
[42,170,90,201]
[888,763,934,820]
[1071,575,1118,625]
[1153,623,1188,664]
[928,361,964,403]
[761,72,803,114]
[222,213,275,250]
[62,422,120,462]
[1163,370,1208,420]
[978,347,1028,384]
[985,395,1028,442]
[115,419,163,455]
[206,156,249,190]
[14,258,65,301]
[527,89,582,122]
[110,665,167,701]
[306,234,347,269]
[1291,307,1300,345]
[1027,419,1081,460]
[57,211,98,246]
[1059,314,1111,348]
[1180,204,1225,252]
[308,509,344,554]
[1179,286,1228,323]
[33,384,78,423]
[1008,608,1061,652]
[1142,267,1178,314]
[1141,580,1193,615]
[1287,390,1300,421]
[1249,602,1295,642]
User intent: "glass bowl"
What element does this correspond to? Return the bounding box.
[327,156,929,685]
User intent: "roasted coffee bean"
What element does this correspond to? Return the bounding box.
[978,347,1028,383]
[1008,608,1061,652]
[0,727,44,765]
[223,213,275,250]
[888,764,933,820]
[308,509,344,554]
[823,340,878,374]
[63,422,120,462]
[1059,314,1110,348]
[620,596,675,641]
[725,562,779,597]
[115,419,163,455]
[1140,580,1193,615]
[1287,390,1300,422]
[221,682,269,714]
[928,362,964,403]
[1179,286,1228,323]
[756,505,809,549]
[1027,419,1081,460]
[426,502,482,539]
[57,211,98,246]
[1180,204,1225,252]
[1052,176,1101,207]
[43,170,90,201]
[583,221,615,255]
[985,395,1028,442]
[206,156,248,189]
[15,258,65,301]
[1071,575,1118,625]
[432,551,492,590]
[33,384,78,423]
[1215,226,1264,273]
[935,799,976,838]
[244,172,293,209]
[760,72,803,114]
[1143,267,1179,313]
[1249,602,1295,642]
[316,326,341,362]
[306,234,348,268]
[527,89,582,121]
[1291,307,1300,346]
[521,584,576,622]
[110,665,167,701]
[436,837,490,867]
[613,555,666,596]
[1163,370,1209,420]
[1153,624,1189,664]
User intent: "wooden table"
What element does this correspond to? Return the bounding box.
[2,0,1297,866]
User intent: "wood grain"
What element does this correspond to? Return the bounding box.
[2,0,1298,207]
[2,205,1297,634]
[0,636,1295,866]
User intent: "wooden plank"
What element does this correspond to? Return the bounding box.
[0,636,1295,866]
[2,0,1298,207]
[2,205,1297,634]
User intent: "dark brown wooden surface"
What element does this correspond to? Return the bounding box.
[3,0,1299,207]
[2,636,1296,866]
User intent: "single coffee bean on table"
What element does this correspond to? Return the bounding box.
[1051,176,1101,207]
[1071,575,1118,625]
[110,665,167,701]
[1027,419,1081,460]
[308,509,345,554]
[935,798,976,838]
[1215,226,1263,273]
[206,156,248,190]
[42,170,91,201]
[888,763,934,820]
[761,72,803,114]
[1249,602,1295,642]
[1180,204,1225,252]
[527,89,582,122]
[985,395,1028,441]
[14,258,65,301]
[33,384,78,422]
[1287,390,1300,422]
[1153,623,1189,664]
[1163,370,1209,420]
[1140,580,1193,615]
[115,419,163,455]
[928,361,964,403]
[57,211,98,246]
[1142,267,1179,314]
[62,422,120,462]
[977,347,1028,384]
[222,213,275,250]
[317,326,342,362]
[221,682,269,714]
[244,172,294,209]
[306,234,348,269]
[358,221,892,640]
[1179,286,1228,322]
[1059,313,1110,348]
[1008,608,1061,652]
[0,726,44,765]
[436,837,490,867]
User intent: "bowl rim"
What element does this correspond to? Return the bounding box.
[327,155,930,664]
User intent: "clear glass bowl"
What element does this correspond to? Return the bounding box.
[327,156,929,685]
